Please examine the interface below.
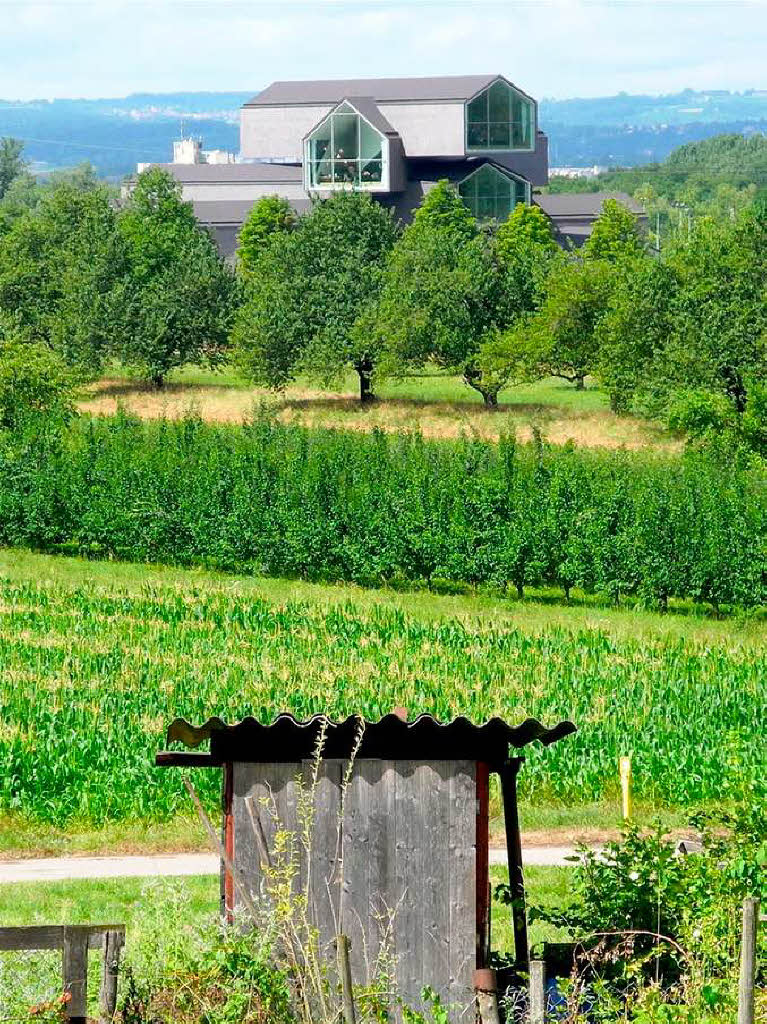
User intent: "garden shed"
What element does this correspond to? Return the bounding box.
[157,711,575,1020]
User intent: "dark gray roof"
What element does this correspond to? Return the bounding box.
[159,713,576,766]
[535,192,645,218]
[248,74,502,107]
[193,197,312,226]
[343,97,399,136]
[145,162,303,184]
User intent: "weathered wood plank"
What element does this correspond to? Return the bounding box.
[395,761,424,1014]
[62,927,89,1018]
[0,925,121,951]
[306,759,343,957]
[366,759,396,983]
[448,762,477,1023]
[422,762,451,1008]
[342,760,372,984]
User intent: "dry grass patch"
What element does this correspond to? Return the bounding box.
[81,377,676,451]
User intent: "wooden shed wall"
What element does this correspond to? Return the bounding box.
[231,758,478,1021]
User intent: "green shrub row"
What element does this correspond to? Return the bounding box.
[2,413,765,609]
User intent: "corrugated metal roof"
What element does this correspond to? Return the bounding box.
[163,713,576,765]
[247,74,500,107]
[535,192,645,218]
[144,162,304,184]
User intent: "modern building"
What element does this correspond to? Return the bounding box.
[136,74,642,255]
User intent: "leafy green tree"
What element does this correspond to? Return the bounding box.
[0,180,125,373]
[0,138,26,200]
[0,334,77,432]
[585,197,647,261]
[237,195,296,278]
[527,257,615,389]
[494,202,559,317]
[370,181,506,406]
[233,190,399,402]
[115,168,239,386]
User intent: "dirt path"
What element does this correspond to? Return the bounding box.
[0,846,590,883]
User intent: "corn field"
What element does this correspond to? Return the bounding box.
[0,412,765,608]
[0,566,764,824]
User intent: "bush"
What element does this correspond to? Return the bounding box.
[0,337,77,432]
[0,412,765,611]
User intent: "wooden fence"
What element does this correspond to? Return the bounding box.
[0,924,125,1023]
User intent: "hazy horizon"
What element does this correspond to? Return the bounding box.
[1,0,766,103]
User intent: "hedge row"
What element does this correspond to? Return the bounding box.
[2,413,765,608]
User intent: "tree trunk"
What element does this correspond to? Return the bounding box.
[355,357,375,404]
[575,375,585,391]
[483,391,499,409]
[150,373,165,390]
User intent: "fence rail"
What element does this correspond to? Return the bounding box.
[0,924,125,1023]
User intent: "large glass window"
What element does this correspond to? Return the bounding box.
[458,164,529,222]
[306,103,385,188]
[466,80,534,151]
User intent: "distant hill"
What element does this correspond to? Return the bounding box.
[1,87,767,178]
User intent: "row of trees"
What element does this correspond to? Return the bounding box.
[1,135,765,453]
[0,156,238,387]
[234,181,767,453]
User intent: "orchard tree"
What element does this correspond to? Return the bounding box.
[370,180,506,406]
[585,197,647,262]
[233,190,399,402]
[0,180,125,373]
[237,195,296,277]
[528,256,614,390]
[494,201,559,312]
[115,168,239,386]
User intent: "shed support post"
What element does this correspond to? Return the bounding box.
[62,926,89,1023]
[500,758,528,969]
[738,898,759,1024]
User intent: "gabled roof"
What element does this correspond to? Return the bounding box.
[247,74,504,107]
[157,712,576,768]
[302,96,400,143]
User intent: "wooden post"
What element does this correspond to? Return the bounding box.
[474,968,501,1024]
[529,959,546,1024]
[619,756,632,820]
[500,758,528,968]
[99,928,124,1022]
[738,898,759,1024]
[62,926,89,1023]
[336,933,356,1024]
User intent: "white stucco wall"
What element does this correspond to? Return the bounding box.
[240,105,334,160]
[179,181,307,202]
[378,101,465,156]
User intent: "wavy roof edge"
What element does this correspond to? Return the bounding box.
[166,713,576,757]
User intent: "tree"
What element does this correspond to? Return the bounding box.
[527,257,615,390]
[370,181,505,406]
[585,197,647,261]
[237,195,296,277]
[494,202,560,319]
[0,138,26,200]
[0,179,125,373]
[0,333,77,432]
[115,168,239,386]
[233,190,399,402]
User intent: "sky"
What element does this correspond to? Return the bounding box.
[1,0,766,102]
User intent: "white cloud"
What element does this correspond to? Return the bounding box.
[0,0,765,99]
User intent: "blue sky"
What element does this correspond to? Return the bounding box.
[1,0,766,101]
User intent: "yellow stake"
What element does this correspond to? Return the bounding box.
[620,756,632,820]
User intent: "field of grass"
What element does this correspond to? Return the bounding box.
[0,550,763,856]
[0,867,570,1013]
[81,365,676,451]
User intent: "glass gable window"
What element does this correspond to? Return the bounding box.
[459,164,529,222]
[466,80,534,151]
[306,103,386,189]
